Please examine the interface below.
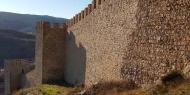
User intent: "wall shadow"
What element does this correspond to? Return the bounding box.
[64,31,86,87]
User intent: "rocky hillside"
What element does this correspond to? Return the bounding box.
[0,29,35,68]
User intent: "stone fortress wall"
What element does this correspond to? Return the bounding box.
[65,0,190,86]
[4,0,190,94]
[65,0,138,86]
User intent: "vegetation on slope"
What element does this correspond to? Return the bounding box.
[114,81,190,95]
[14,85,81,95]
[14,80,190,95]
[15,80,190,95]
[84,72,190,95]
[15,72,190,95]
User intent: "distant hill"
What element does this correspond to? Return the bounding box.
[0,29,35,68]
[0,12,68,33]
[0,12,68,68]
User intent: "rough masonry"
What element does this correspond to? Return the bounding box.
[66,0,190,86]
[5,0,190,94]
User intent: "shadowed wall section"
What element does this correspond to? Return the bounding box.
[43,23,66,84]
[65,32,86,86]
[35,22,67,85]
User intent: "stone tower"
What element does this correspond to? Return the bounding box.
[35,21,67,84]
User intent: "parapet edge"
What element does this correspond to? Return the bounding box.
[66,0,105,28]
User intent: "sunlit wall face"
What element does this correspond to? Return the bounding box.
[0,0,91,19]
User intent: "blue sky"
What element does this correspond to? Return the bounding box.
[0,0,92,19]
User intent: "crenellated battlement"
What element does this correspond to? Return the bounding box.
[66,0,105,27]
[37,21,67,30]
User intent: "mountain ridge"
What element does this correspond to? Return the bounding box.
[0,11,68,33]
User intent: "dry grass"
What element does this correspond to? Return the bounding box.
[14,85,81,95]
[115,81,190,95]
[14,81,190,95]
[84,80,190,95]
[82,71,190,95]
[84,80,139,95]
[14,79,190,95]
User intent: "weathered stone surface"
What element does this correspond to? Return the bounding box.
[121,0,190,85]
[67,0,139,86]
[67,0,190,86]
